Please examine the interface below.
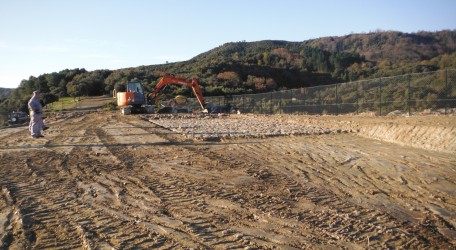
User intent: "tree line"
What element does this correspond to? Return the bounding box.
[1,30,455,114]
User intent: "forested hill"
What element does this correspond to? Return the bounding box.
[143,30,456,90]
[304,30,456,62]
[1,30,456,112]
[0,88,13,101]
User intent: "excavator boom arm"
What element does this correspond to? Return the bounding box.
[149,75,206,110]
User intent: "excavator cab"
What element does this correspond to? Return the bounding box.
[117,81,146,106]
[117,81,153,114]
[126,81,146,106]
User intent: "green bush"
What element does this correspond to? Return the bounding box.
[103,101,117,111]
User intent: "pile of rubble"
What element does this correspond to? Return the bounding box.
[146,114,349,140]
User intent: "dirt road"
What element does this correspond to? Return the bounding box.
[0,110,455,249]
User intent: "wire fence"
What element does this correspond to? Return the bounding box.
[2,69,455,126]
[193,68,456,116]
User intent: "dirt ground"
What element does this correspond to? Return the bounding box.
[0,104,455,249]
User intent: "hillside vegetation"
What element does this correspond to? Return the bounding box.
[0,88,13,103]
[1,30,456,113]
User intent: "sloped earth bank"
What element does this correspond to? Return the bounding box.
[0,112,455,249]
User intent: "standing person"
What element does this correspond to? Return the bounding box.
[28,90,45,138]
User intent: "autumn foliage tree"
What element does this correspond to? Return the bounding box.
[217,71,241,87]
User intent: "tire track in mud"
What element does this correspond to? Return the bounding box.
[0,152,83,249]
[220,136,454,248]
[112,121,358,248]
[0,182,35,249]
[147,117,455,248]
[0,115,356,249]
[1,112,455,248]
[26,115,184,248]
[48,119,181,249]
[0,115,177,249]
[201,144,385,247]
[98,117,368,248]
[93,123,271,249]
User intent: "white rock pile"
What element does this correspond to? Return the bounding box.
[146,114,346,140]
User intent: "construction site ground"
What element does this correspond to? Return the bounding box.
[1,97,455,249]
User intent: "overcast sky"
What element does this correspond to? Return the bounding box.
[1,0,455,88]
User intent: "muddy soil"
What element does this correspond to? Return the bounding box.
[0,110,455,249]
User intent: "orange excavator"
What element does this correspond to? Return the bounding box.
[116,74,206,114]
[148,74,206,112]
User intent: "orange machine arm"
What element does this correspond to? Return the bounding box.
[149,74,206,110]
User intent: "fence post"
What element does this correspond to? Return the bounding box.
[253,97,255,114]
[279,91,282,114]
[335,83,339,115]
[445,68,448,115]
[270,92,273,114]
[356,82,359,114]
[242,95,245,113]
[408,74,411,116]
[318,89,322,115]
[379,81,382,116]
[290,89,293,105]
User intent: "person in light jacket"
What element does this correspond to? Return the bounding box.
[28,90,45,138]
